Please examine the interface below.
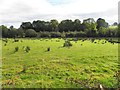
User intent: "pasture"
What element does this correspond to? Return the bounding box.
[2,38,119,88]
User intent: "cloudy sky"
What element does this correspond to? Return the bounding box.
[0,0,119,28]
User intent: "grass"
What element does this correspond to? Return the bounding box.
[2,38,119,88]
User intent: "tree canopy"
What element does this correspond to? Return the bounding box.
[1,18,119,38]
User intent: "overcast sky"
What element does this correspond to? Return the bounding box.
[0,0,119,28]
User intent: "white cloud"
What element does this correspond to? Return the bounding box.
[0,0,119,28]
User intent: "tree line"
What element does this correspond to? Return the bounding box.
[1,18,119,38]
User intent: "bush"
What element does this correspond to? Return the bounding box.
[14,39,19,42]
[61,32,66,38]
[91,38,95,43]
[39,32,50,38]
[50,32,61,38]
[25,46,30,52]
[15,46,19,52]
[25,29,37,37]
[47,47,50,51]
[66,32,76,38]
[4,43,6,46]
[2,39,8,43]
[79,31,86,37]
[63,40,72,47]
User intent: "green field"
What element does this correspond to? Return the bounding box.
[2,38,119,88]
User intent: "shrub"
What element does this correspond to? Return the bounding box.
[4,43,6,46]
[14,39,19,42]
[91,38,95,43]
[39,32,50,38]
[25,29,37,37]
[66,32,76,38]
[50,32,61,38]
[74,31,86,37]
[25,46,30,52]
[63,40,72,47]
[82,39,85,42]
[47,47,50,51]
[2,39,8,43]
[15,46,19,52]
[61,32,66,38]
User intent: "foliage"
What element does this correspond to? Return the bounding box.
[25,29,37,37]
[50,32,61,38]
[17,27,25,38]
[20,22,33,30]
[0,18,119,38]
[25,46,30,52]
[58,19,74,32]
[50,19,59,31]
[96,18,108,30]
[39,31,51,38]
[14,46,19,52]
[14,39,19,42]
[1,25,8,38]
[63,40,72,47]
[47,47,50,51]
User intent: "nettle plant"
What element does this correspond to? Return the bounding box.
[47,47,50,51]
[14,46,19,52]
[25,46,30,53]
[63,40,72,47]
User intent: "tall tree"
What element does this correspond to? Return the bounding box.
[8,26,17,38]
[73,19,81,31]
[32,20,46,32]
[20,22,33,30]
[17,27,25,38]
[50,19,59,32]
[113,22,118,26]
[44,21,51,32]
[82,18,97,36]
[0,25,8,38]
[96,18,108,30]
[58,19,74,32]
